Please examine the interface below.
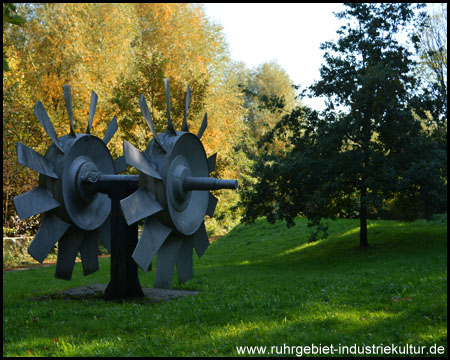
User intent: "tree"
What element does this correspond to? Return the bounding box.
[112,3,227,149]
[235,61,299,152]
[3,3,139,227]
[413,3,447,144]
[3,33,39,226]
[3,3,247,235]
[111,4,247,234]
[230,60,300,201]
[3,3,26,72]
[4,3,139,158]
[241,3,446,248]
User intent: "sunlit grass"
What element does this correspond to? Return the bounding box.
[3,217,447,356]
[276,239,320,257]
[338,223,378,237]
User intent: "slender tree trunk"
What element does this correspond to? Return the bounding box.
[360,186,368,248]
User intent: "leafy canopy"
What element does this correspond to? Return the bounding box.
[240,3,447,247]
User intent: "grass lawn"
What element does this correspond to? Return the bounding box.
[3,218,447,356]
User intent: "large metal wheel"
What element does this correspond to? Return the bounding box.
[120,79,233,289]
[13,86,120,280]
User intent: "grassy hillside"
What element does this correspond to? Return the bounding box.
[3,218,447,356]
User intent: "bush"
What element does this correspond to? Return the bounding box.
[428,213,447,224]
[4,214,40,237]
[3,236,34,268]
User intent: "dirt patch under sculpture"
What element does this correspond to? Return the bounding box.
[30,283,199,304]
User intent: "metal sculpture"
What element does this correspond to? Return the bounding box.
[13,80,238,299]
[119,79,237,289]
[13,85,118,280]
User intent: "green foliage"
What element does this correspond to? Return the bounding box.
[429,212,447,224]
[3,236,34,269]
[3,3,26,71]
[413,3,447,128]
[3,215,47,269]
[235,60,299,148]
[2,4,26,26]
[240,106,350,229]
[3,218,447,356]
[240,4,447,248]
[229,60,300,207]
[3,214,40,237]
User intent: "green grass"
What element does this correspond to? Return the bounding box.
[3,218,447,356]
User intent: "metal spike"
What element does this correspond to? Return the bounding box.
[206,192,218,217]
[132,217,173,272]
[79,230,99,276]
[164,78,176,135]
[28,214,70,263]
[207,153,217,174]
[123,140,162,180]
[113,156,128,174]
[97,215,111,252]
[176,236,194,284]
[193,221,209,258]
[103,115,118,145]
[120,188,164,225]
[86,90,98,134]
[154,235,183,289]
[181,85,191,132]
[16,142,58,179]
[62,84,76,137]
[13,186,61,220]
[139,94,167,152]
[34,100,65,153]
[55,227,83,280]
[198,112,207,139]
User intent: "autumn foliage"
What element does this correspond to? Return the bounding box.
[3,4,237,231]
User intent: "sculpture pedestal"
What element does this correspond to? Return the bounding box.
[103,181,144,300]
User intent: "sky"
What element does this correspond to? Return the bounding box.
[202,3,346,110]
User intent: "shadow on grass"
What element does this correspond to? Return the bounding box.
[3,218,447,356]
[199,219,446,276]
[4,292,446,356]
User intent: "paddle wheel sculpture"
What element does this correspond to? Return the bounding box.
[13,80,238,299]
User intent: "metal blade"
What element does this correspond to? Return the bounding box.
[154,235,183,289]
[97,215,111,252]
[34,100,64,153]
[164,78,176,135]
[198,112,207,139]
[55,227,83,280]
[207,153,217,174]
[120,188,164,225]
[103,115,118,145]
[123,139,162,179]
[28,214,70,263]
[206,192,218,217]
[13,186,61,220]
[79,230,99,276]
[176,236,194,284]
[16,142,58,179]
[62,84,76,137]
[132,217,172,272]
[193,221,209,258]
[86,90,98,134]
[181,85,191,132]
[113,156,127,174]
[139,94,167,152]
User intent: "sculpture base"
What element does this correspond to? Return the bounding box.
[30,283,199,303]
